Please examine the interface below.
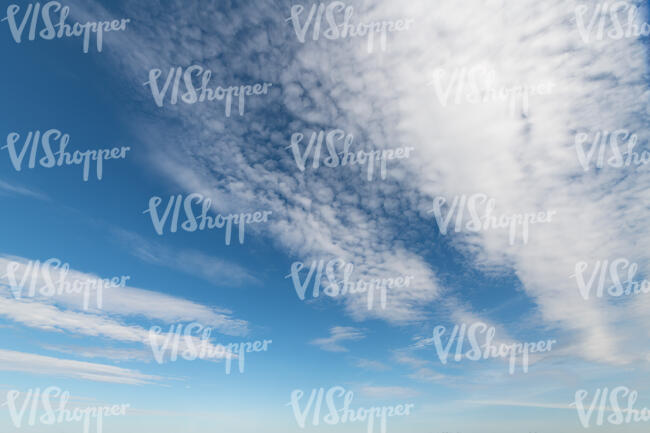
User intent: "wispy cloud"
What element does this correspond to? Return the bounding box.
[354,358,390,371]
[359,385,420,399]
[393,351,447,383]
[393,351,430,369]
[113,229,260,287]
[0,349,163,385]
[43,345,154,363]
[311,326,365,352]
[407,368,446,384]
[462,399,574,410]
[0,180,49,201]
[0,254,250,336]
[0,295,237,362]
[0,294,156,343]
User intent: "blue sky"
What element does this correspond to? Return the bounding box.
[0,0,649,432]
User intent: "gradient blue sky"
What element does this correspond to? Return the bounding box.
[0,0,649,432]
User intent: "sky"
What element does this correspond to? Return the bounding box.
[0,0,649,432]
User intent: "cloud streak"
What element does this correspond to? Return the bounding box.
[0,254,249,336]
[0,349,163,385]
[311,326,365,352]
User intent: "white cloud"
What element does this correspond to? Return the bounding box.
[407,368,446,384]
[67,0,443,325]
[354,358,390,371]
[0,295,237,362]
[113,229,259,287]
[73,0,649,369]
[43,345,154,363]
[0,180,48,201]
[0,295,151,343]
[0,349,163,385]
[0,254,249,336]
[462,399,574,410]
[311,326,365,352]
[392,352,430,369]
[359,385,420,399]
